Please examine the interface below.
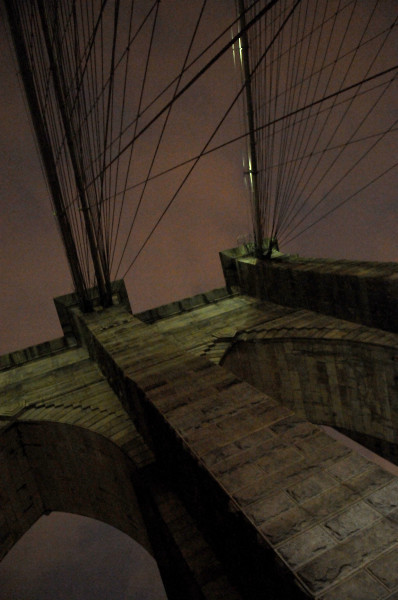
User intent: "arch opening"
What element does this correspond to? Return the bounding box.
[222,337,398,464]
[0,421,152,566]
[0,511,167,600]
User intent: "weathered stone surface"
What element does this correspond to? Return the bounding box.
[318,570,388,600]
[367,546,398,590]
[324,501,381,541]
[0,340,243,598]
[2,271,398,599]
[277,526,336,570]
[365,478,398,515]
[220,245,398,331]
[286,471,338,503]
[151,286,398,462]
[223,336,398,459]
[297,518,398,593]
[68,299,398,598]
[0,421,150,560]
[327,452,373,481]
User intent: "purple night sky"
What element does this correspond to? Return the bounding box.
[1,0,397,356]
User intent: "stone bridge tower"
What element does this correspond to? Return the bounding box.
[1,247,398,599]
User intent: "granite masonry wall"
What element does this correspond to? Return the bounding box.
[222,333,398,463]
[220,246,398,332]
[0,331,244,599]
[2,255,398,598]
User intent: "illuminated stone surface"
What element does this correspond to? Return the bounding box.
[1,254,398,598]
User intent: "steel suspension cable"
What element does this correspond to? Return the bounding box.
[120,0,304,276]
[114,0,208,278]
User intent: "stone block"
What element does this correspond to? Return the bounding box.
[277,525,336,570]
[367,545,398,591]
[324,501,381,541]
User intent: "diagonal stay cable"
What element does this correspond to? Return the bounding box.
[89,68,397,212]
[113,0,208,278]
[98,0,120,275]
[120,0,304,277]
[278,0,388,235]
[86,0,281,193]
[273,0,348,237]
[111,0,161,275]
[61,0,276,216]
[103,0,266,156]
[107,0,136,270]
[58,0,264,194]
[280,109,398,243]
[262,124,398,172]
[51,0,157,207]
[282,158,398,246]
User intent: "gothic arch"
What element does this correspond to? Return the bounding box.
[221,336,398,460]
[0,420,151,563]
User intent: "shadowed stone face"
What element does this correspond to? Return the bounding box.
[0,392,24,417]
[0,421,151,563]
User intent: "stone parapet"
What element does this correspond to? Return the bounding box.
[0,336,77,371]
[220,246,398,332]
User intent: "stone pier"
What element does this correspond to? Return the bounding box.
[1,250,398,599]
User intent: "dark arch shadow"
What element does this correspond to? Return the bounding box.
[221,337,398,464]
[0,420,151,562]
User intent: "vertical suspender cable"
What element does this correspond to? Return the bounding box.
[36,0,112,307]
[237,0,264,258]
[4,0,92,312]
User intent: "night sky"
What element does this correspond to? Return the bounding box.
[0,1,397,598]
[1,0,397,355]
[0,0,253,354]
[0,513,167,600]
